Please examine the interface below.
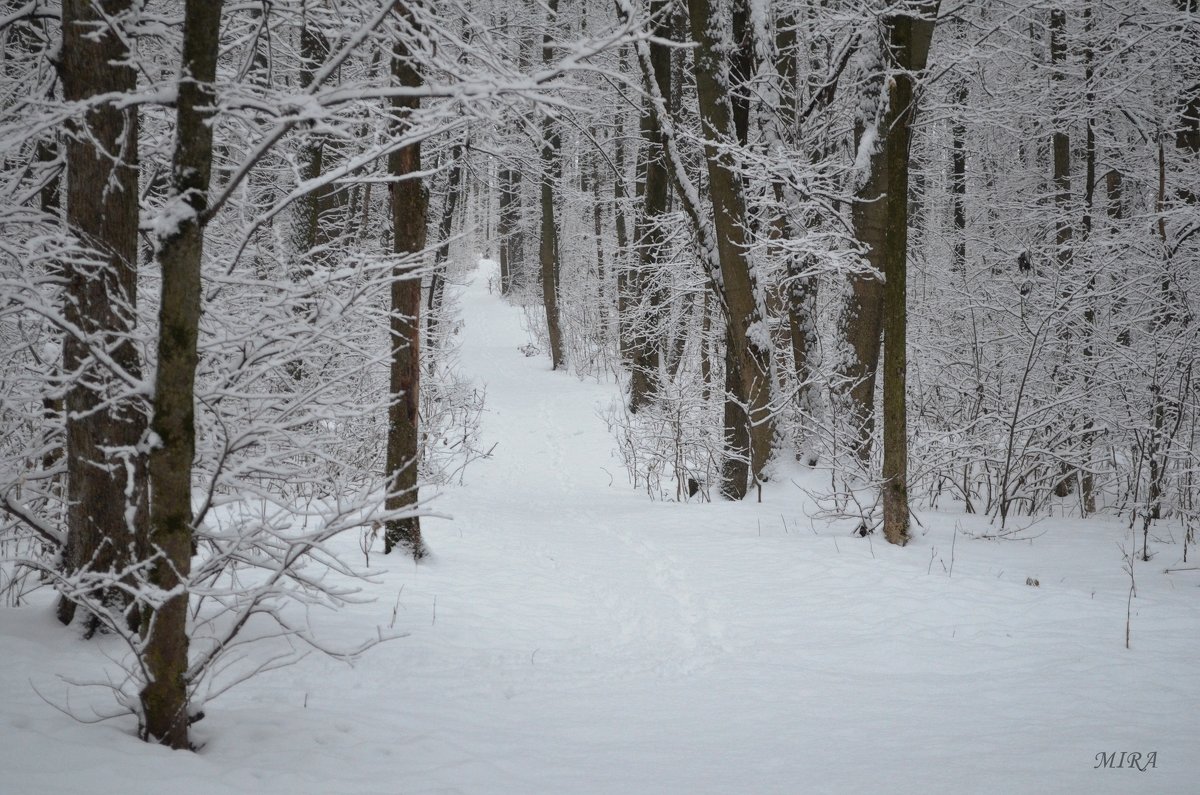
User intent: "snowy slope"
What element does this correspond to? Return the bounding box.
[3,259,1198,794]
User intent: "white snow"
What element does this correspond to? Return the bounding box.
[3,259,1198,793]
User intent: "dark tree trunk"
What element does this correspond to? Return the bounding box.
[760,8,819,430]
[58,0,147,632]
[591,154,609,340]
[539,0,566,370]
[284,4,331,380]
[627,0,672,412]
[383,12,428,561]
[847,2,938,544]
[950,79,968,274]
[428,134,465,344]
[687,0,776,498]
[1050,8,1072,271]
[292,5,331,270]
[498,166,516,294]
[142,0,223,749]
[613,54,632,360]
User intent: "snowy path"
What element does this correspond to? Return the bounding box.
[4,259,1200,793]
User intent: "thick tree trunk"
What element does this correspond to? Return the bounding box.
[687,0,775,498]
[383,16,428,561]
[142,0,223,749]
[847,2,938,544]
[58,0,147,632]
[880,5,937,546]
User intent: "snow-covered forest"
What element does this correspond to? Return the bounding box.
[1,0,1198,790]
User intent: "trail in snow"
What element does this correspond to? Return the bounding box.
[3,258,1199,794]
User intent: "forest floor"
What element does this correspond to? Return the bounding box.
[3,259,1199,794]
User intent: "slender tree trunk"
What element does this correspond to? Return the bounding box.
[498,166,515,294]
[539,0,566,370]
[427,134,465,345]
[1079,3,1098,514]
[57,0,146,632]
[292,5,330,268]
[142,0,223,749]
[1050,8,1072,273]
[591,154,609,340]
[757,8,819,434]
[950,79,968,274]
[627,0,672,411]
[283,4,330,380]
[383,12,428,560]
[613,55,632,360]
[699,290,712,401]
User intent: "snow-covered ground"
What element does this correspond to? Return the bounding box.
[3,259,1198,793]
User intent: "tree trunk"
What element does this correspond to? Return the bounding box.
[383,12,428,560]
[57,0,146,632]
[292,5,331,268]
[142,0,223,749]
[427,134,465,345]
[498,166,516,294]
[538,0,566,370]
[687,0,776,498]
[284,4,330,380]
[591,153,609,341]
[613,55,632,360]
[950,79,967,274]
[847,2,938,543]
[844,29,891,467]
[627,0,672,412]
[1050,8,1072,272]
[758,7,819,434]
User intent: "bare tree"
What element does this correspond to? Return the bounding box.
[141,0,224,749]
[383,3,429,560]
[845,1,938,543]
[539,0,567,370]
[57,0,147,631]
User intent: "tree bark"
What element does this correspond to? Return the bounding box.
[1050,8,1072,271]
[687,0,776,498]
[498,166,516,294]
[847,2,938,544]
[539,0,566,370]
[427,134,465,345]
[142,0,223,749]
[613,52,632,360]
[627,0,672,412]
[383,9,428,560]
[58,0,147,632]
